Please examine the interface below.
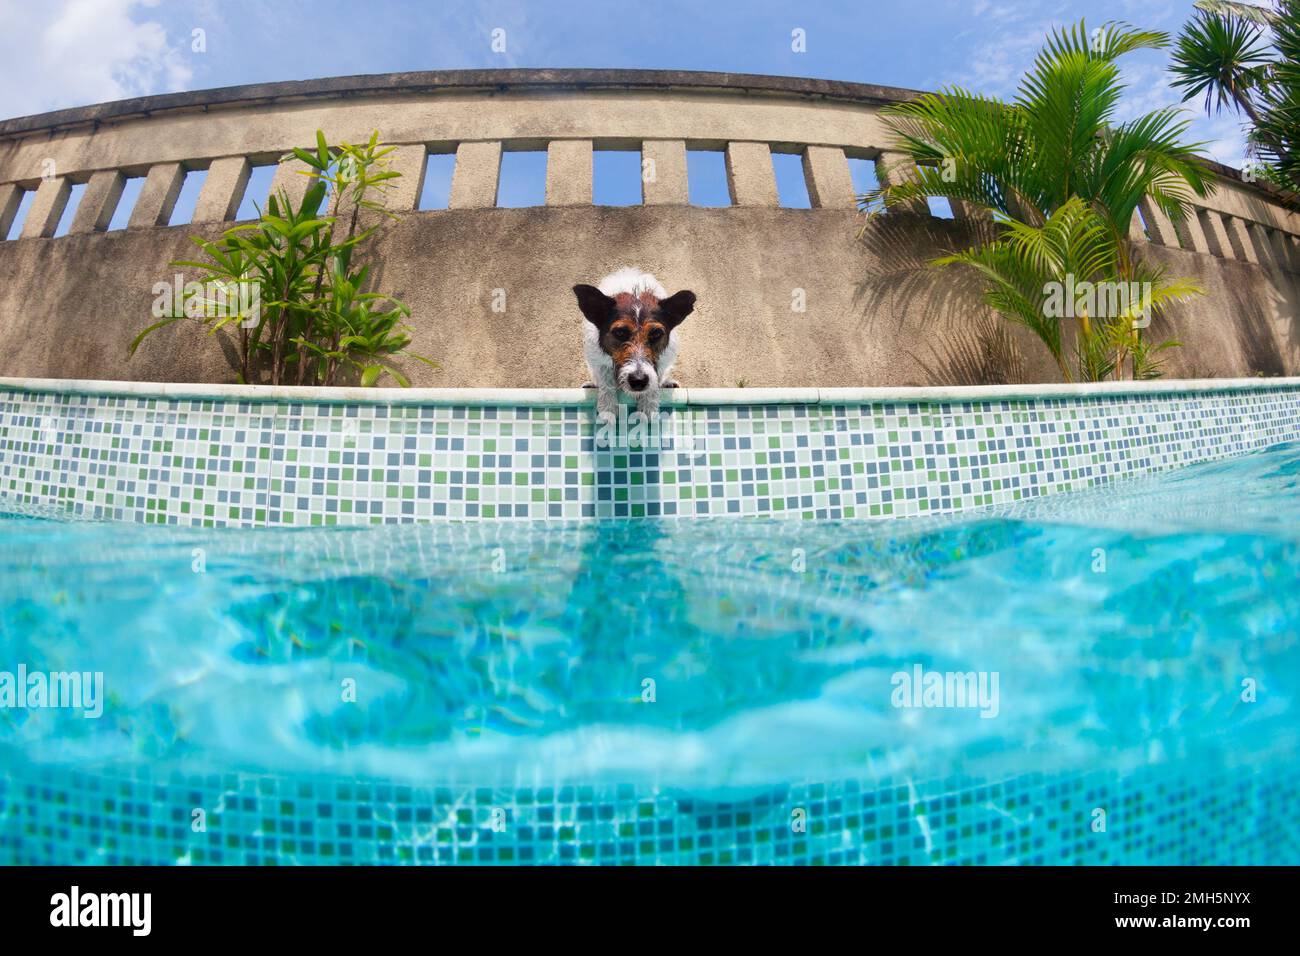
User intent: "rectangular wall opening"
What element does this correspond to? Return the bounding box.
[106,176,145,231]
[168,168,208,226]
[1133,205,1151,241]
[928,197,955,219]
[52,182,87,237]
[418,152,455,210]
[687,149,730,207]
[846,157,879,208]
[593,150,643,206]
[3,188,35,240]
[235,165,277,220]
[771,151,811,208]
[496,150,547,208]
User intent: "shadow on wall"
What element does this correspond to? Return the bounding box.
[1276,266,1300,372]
[1134,241,1291,380]
[1228,277,1288,377]
[910,314,1028,387]
[1247,248,1300,375]
[852,211,1036,386]
[1190,264,1284,382]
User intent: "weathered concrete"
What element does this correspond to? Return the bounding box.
[68,170,125,234]
[0,183,22,237]
[0,70,929,138]
[802,146,856,209]
[1172,205,1212,254]
[2,204,1297,388]
[127,163,184,230]
[21,177,70,239]
[642,140,687,205]
[545,140,592,206]
[1227,215,1261,264]
[725,142,778,207]
[448,141,501,209]
[1198,208,1233,259]
[192,157,250,224]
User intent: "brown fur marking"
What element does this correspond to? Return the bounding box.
[601,292,670,368]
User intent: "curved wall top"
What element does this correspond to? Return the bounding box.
[0,69,925,135]
[1,69,1298,388]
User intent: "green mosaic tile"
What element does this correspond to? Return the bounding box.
[0,386,1297,526]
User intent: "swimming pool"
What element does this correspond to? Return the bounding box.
[2,437,1298,864]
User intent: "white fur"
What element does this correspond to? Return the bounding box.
[583,267,681,419]
[597,267,667,300]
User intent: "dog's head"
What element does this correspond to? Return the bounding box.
[573,283,695,394]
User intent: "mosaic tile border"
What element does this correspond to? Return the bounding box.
[3,754,1295,865]
[2,379,1299,526]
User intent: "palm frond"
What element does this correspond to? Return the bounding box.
[1194,1,1279,27]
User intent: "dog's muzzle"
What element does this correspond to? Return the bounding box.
[618,357,657,394]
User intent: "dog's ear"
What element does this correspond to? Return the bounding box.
[657,290,696,331]
[573,284,616,329]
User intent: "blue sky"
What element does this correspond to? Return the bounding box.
[0,0,1251,168]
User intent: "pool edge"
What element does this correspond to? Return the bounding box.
[3,375,1300,407]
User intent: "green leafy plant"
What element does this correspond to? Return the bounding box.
[937,198,1199,381]
[864,20,1214,381]
[131,130,435,387]
[1170,1,1300,193]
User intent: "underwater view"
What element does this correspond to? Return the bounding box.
[1,441,1297,864]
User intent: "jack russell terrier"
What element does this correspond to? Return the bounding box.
[573,267,696,419]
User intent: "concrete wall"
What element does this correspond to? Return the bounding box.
[1,69,1298,387]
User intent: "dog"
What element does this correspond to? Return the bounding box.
[573,267,696,419]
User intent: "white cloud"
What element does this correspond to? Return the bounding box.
[943,0,1072,98]
[1116,59,1250,166]
[1190,112,1252,167]
[954,21,1057,97]
[0,0,192,121]
[1119,0,1178,25]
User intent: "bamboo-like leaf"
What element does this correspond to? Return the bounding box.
[131,128,426,386]
[128,315,187,355]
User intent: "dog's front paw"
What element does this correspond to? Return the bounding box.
[581,382,596,389]
[661,379,680,388]
[595,390,618,421]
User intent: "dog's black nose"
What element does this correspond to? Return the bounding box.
[627,373,650,391]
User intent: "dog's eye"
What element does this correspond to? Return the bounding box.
[647,328,664,343]
[612,327,633,342]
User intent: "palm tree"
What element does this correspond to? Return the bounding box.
[1170,1,1300,193]
[865,20,1214,381]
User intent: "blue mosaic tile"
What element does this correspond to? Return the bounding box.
[2,755,1294,865]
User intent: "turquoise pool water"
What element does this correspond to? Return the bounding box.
[1,442,1298,864]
